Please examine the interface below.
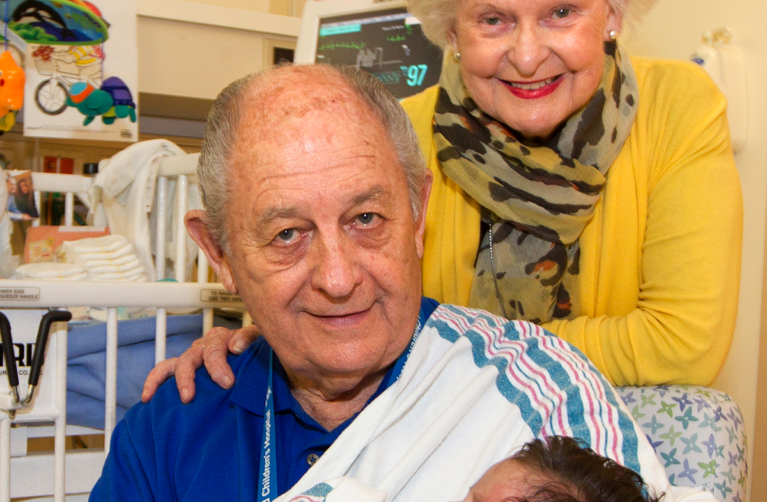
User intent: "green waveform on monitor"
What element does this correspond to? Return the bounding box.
[386,34,406,42]
[318,41,367,51]
[372,71,401,85]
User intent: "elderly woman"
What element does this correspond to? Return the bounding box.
[143,0,741,398]
[404,0,742,387]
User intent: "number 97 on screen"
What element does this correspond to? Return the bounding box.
[400,65,428,86]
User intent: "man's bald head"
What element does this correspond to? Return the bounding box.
[197,65,426,252]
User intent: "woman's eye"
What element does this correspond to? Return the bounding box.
[552,7,571,18]
[275,228,297,242]
[483,16,501,26]
[356,213,378,225]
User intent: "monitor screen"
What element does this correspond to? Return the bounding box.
[314,7,443,99]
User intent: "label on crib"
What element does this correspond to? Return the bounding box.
[0,287,40,301]
[201,289,242,303]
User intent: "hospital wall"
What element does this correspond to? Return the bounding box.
[136,0,300,103]
[137,0,767,499]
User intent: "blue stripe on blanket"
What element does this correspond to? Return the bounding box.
[428,305,640,476]
[304,483,333,497]
[506,332,642,476]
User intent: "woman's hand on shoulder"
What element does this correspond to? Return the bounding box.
[141,324,260,403]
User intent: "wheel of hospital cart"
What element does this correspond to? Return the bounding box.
[35,79,69,115]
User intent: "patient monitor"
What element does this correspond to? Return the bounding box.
[295,0,444,100]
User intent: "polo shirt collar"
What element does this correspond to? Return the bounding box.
[229,337,294,416]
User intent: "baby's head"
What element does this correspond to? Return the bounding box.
[461,436,664,502]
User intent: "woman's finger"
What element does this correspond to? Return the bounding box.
[229,324,261,354]
[202,327,238,390]
[141,357,178,403]
[141,324,256,404]
[174,338,206,403]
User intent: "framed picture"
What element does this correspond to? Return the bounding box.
[263,39,296,68]
[5,170,39,221]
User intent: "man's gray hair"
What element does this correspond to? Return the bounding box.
[408,0,658,49]
[196,64,427,252]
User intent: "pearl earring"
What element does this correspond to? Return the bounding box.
[454,52,462,61]
[608,30,618,41]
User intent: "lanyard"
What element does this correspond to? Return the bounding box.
[389,318,422,382]
[258,351,277,502]
[257,310,427,501]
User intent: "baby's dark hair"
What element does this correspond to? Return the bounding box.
[508,436,665,502]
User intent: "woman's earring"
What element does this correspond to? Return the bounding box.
[608,30,618,41]
[454,52,462,61]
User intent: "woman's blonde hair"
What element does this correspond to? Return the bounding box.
[408,0,658,49]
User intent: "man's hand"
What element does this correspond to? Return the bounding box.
[141,324,260,403]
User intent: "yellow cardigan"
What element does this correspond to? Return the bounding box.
[401,57,743,387]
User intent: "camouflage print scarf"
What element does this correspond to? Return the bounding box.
[432,42,638,323]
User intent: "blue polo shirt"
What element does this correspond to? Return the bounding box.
[90,297,439,501]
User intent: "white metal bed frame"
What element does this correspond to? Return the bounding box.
[0,152,243,500]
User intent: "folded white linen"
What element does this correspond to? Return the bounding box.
[87,257,143,274]
[57,234,149,282]
[74,242,134,260]
[89,139,201,282]
[14,262,86,279]
[70,252,137,267]
[63,234,130,254]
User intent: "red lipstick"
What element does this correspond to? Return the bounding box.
[501,75,564,99]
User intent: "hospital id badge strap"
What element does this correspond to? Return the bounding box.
[258,350,278,502]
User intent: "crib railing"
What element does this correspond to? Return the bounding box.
[153,153,218,353]
[0,152,238,501]
[30,171,93,228]
[0,283,243,501]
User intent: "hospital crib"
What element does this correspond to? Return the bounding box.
[0,146,750,501]
[0,150,246,500]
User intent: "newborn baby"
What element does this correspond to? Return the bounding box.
[285,436,666,502]
[460,436,663,502]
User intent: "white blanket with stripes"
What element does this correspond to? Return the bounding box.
[278,305,714,502]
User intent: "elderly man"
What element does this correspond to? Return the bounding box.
[91,65,685,502]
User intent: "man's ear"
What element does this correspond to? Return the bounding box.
[415,170,433,260]
[185,210,238,295]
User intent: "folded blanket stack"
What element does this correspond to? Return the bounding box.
[13,262,87,281]
[56,235,148,282]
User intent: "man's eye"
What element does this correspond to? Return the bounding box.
[483,16,501,26]
[275,228,297,242]
[552,7,571,18]
[356,213,378,225]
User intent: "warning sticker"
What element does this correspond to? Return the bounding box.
[0,288,40,301]
[201,289,242,303]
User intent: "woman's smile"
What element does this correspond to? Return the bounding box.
[500,74,563,99]
[450,0,621,138]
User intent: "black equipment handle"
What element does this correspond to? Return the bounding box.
[0,312,18,388]
[29,310,72,387]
